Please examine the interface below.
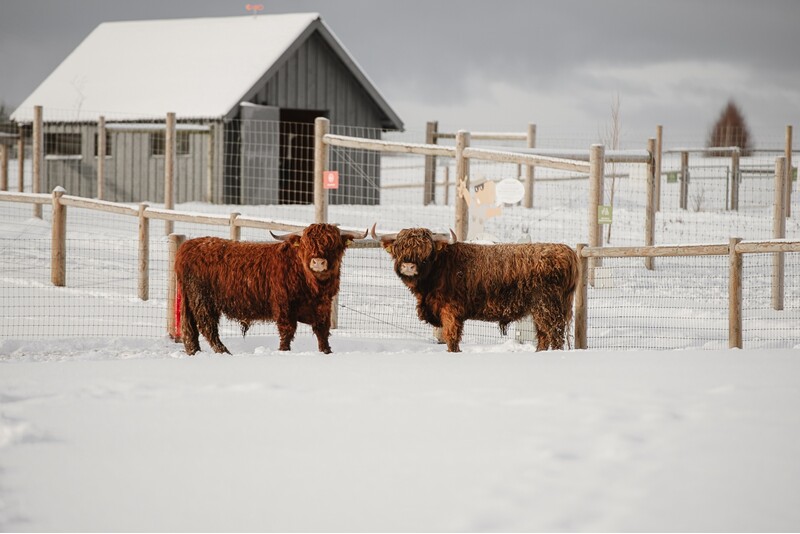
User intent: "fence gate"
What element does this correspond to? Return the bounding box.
[240,103,279,205]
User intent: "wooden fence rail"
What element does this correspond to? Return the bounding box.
[2,188,797,348]
[574,238,800,350]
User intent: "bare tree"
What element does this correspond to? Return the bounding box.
[0,99,13,135]
[706,100,753,156]
[599,93,621,243]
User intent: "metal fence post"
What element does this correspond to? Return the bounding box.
[729,237,742,349]
[645,138,656,270]
[772,157,786,310]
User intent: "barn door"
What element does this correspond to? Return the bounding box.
[240,103,280,205]
[280,109,325,204]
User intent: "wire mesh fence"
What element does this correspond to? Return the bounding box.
[2,109,799,350]
[2,207,799,351]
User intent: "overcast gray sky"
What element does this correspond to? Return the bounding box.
[2,0,799,144]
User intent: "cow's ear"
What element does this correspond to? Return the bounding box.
[285,235,301,247]
[434,241,449,252]
[345,239,353,248]
[381,241,394,254]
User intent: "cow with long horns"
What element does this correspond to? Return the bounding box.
[372,225,579,352]
[175,223,366,355]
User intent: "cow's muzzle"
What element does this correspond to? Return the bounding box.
[400,262,418,277]
[310,258,328,272]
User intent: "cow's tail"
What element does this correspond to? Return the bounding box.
[178,281,194,343]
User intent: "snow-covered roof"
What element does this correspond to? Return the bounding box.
[11,13,402,129]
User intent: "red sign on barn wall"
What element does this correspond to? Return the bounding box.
[323,171,339,189]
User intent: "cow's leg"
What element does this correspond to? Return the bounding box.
[532,296,562,351]
[440,307,464,353]
[204,321,230,354]
[549,320,567,350]
[312,319,332,354]
[277,317,297,351]
[180,295,201,355]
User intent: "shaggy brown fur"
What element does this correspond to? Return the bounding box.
[377,227,579,352]
[175,223,363,355]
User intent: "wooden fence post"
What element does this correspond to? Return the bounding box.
[454,130,471,241]
[574,243,588,349]
[644,138,656,270]
[138,203,149,301]
[97,116,106,200]
[17,124,25,193]
[730,147,740,211]
[729,237,742,349]
[679,150,689,210]
[523,123,536,208]
[229,212,241,241]
[786,125,793,218]
[588,144,605,285]
[330,294,339,330]
[655,125,663,212]
[0,143,7,191]
[33,105,43,219]
[167,233,186,341]
[772,156,786,310]
[51,186,66,287]
[424,120,438,205]
[164,112,176,235]
[314,116,330,224]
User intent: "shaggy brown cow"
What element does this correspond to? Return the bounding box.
[175,223,366,355]
[372,225,579,352]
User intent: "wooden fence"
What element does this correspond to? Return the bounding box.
[3,186,798,349]
[2,114,797,348]
[573,238,800,349]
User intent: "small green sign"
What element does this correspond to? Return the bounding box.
[667,171,678,183]
[598,205,613,225]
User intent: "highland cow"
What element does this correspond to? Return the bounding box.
[175,223,365,355]
[372,225,579,352]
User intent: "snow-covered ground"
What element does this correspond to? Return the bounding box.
[2,338,800,532]
[2,153,800,531]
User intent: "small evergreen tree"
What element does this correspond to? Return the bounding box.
[706,100,753,156]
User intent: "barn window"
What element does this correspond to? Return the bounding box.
[44,133,81,156]
[150,131,190,156]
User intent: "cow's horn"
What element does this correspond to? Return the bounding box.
[370,223,398,243]
[341,227,368,240]
[270,230,299,241]
[432,229,457,244]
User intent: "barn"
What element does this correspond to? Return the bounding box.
[10,13,403,205]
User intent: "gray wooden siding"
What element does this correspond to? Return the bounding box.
[44,123,211,204]
[253,31,384,129]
